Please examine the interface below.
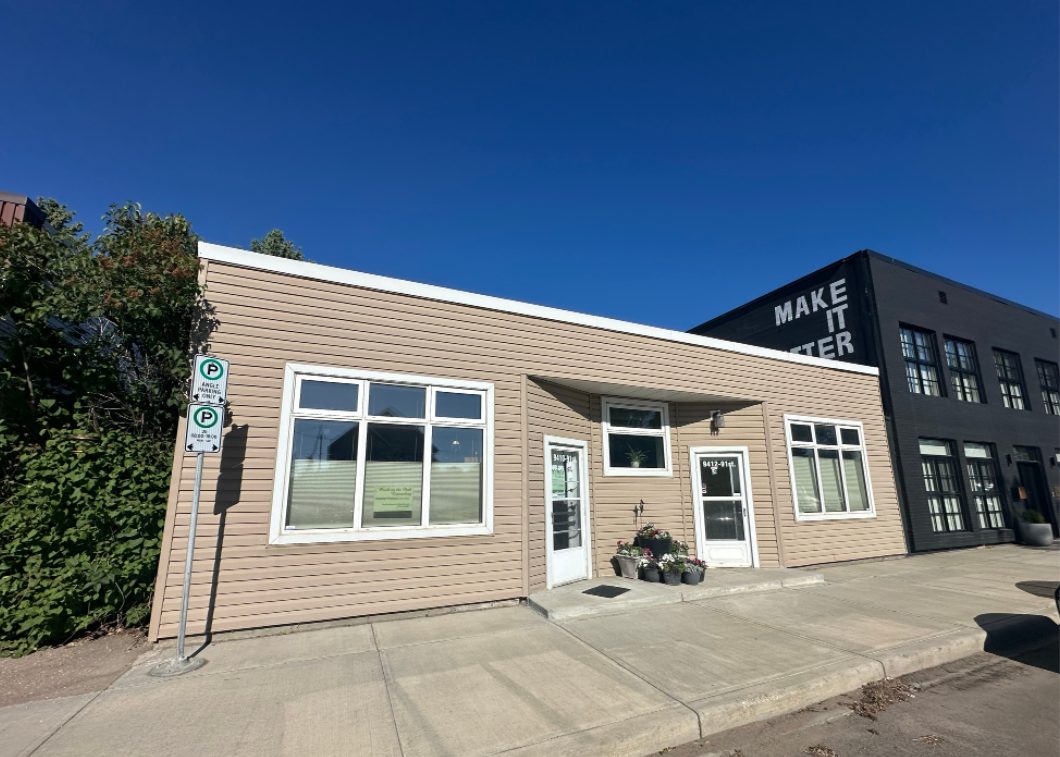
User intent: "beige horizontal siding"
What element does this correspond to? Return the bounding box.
[149,261,906,640]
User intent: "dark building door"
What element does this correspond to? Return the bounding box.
[1017,460,1057,537]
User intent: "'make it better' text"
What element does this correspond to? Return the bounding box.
[773,278,854,359]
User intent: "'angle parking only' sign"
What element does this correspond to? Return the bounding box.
[191,355,229,405]
[185,403,224,453]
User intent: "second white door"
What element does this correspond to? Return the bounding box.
[691,449,755,567]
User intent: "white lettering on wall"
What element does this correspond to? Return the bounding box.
[775,277,857,359]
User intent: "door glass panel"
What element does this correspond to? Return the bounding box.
[552,500,582,550]
[550,448,583,552]
[703,500,745,541]
[551,449,580,498]
[700,456,741,497]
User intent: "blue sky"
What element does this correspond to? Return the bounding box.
[4,1,1057,324]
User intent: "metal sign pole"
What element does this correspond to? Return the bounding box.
[151,448,208,676]
[176,451,205,663]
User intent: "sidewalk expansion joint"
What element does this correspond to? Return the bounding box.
[547,617,706,738]
[370,623,406,757]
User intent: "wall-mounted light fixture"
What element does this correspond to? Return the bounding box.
[711,410,726,436]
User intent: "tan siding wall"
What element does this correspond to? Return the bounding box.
[149,262,906,639]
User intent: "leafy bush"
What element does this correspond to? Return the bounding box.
[0,427,170,656]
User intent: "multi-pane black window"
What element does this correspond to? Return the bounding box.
[964,443,1005,529]
[900,326,942,396]
[944,337,983,403]
[993,349,1027,410]
[919,439,966,533]
[1036,360,1060,415]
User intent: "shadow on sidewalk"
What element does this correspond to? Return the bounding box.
[975,612,1059,675]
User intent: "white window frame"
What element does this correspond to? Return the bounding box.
[270,363,494,544]
[601,397,672,477]
[784,414,876,521]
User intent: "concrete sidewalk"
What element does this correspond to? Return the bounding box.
[3,545,1057,757]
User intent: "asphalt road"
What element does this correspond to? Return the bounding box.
[658,636,1060,757]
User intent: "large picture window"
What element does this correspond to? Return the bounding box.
[271,365,493,544]
[919,439,966,533]
[601,398,672,476]
[785,416,874,519]
[900,326,943,397]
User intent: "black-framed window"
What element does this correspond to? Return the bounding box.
[1036,359,1060,416]
[919,439,966,533]
[944,337,983,403]
[900,326,943,396]
[993,349,1028,410]
[964,442,1005,529]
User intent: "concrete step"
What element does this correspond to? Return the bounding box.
[528,568,824,621]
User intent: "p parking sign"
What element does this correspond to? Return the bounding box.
[191,355,229,405]
[185,403,224,453]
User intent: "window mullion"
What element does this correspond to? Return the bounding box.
[352,419,369,528]
[421,422,433,527]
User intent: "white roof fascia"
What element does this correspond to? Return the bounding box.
[198,242,879,377]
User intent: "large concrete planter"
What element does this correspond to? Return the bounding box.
[1020,521,1054,547]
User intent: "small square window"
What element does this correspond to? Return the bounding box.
[369,384,426,418]
[298,380,359,412]
[435,390,483,420]
[814,424,838,446]
[840,427,860,446]
[790,423,813,443]
[602,398,671,476]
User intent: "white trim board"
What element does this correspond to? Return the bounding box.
[198,242,879,377]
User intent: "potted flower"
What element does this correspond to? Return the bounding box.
[625,447,648,469]
[613,541,642,579]
[659,553,684,585]
[1019,509,1054,547]
[639,550,661,583]
[683,557,706,585]
[634,523,672,559]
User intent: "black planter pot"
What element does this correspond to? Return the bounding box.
[662,571,682,586]
[682,569,703,586]
[641,566,661,583]
[634,535,673,559]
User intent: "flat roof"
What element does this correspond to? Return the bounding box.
[198,242,879,377]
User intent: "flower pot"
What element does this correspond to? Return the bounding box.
[630,460,642,468]
[1020,520,1054,547]
[635,535,673,559]
[641,566,661,583]
[682,569,702,586]
[662,571,682,586]
[614,554,639,579]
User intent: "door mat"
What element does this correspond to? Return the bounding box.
[582,585,630,599]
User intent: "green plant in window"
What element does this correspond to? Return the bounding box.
[625,447,648,468]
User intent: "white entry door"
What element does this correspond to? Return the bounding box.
[545,437,591,588]
[691,449,756,568]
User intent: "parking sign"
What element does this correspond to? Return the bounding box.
[191,355,229,405]
[185,403,224,453]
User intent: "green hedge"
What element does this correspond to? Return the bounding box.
[0,428,170,656]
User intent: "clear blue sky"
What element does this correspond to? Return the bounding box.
[5,1,1057,324]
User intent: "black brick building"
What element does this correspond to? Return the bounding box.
[691,250,1059,553]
